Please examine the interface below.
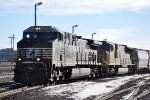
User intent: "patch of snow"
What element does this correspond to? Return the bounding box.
[42,74,150,100]
[42,81,94,97]
[143,76,150,80]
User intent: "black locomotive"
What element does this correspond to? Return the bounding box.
[14,26,150,84]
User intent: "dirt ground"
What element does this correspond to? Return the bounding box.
[0,62,14,74]
[0,63,14,83]
[0,67,14,74]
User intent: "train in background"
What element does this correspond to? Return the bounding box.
[14,26,150,84]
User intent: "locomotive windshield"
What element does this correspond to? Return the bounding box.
[23,32,58,40]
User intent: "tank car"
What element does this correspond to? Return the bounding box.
[132,49,150,73]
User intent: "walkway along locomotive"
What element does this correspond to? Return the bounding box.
[14,26,150,84]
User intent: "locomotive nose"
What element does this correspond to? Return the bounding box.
[17,38,52,62]
[17,38,52,48]
[14,63,48,85]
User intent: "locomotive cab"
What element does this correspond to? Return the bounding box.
[14,26,62,84]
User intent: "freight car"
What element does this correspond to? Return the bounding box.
[14,26,150,84]
[133,49,150,73]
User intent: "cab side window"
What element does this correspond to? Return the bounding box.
[58,33,63,41]
[58,33,61,41]
[64,32,67,44]
[68,34,70,45]
[72,36,75,45]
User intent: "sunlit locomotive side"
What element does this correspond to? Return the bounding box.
[98,41,150,75]
[97,41,134,75]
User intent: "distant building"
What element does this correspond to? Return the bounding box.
[0,48,16,62]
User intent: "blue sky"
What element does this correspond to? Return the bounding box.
[0,0,150,50]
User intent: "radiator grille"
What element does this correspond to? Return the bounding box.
[17,48,52,59]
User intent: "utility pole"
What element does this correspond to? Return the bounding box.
[8,34,16,63]
[8,36,13,49]
[148,50,150,67]
[12,34,15,51]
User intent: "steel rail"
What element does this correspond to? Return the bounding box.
[0,85,41,98]
[133,89,150,100]
[127,82,150,100]
[0,83,23,92]
[98,86,138,100]
[96,76,150,100]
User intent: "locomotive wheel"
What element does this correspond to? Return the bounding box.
[53,73,57,82]
[98,67,102,77]
[128,66,134,74]
[60,68,72,81]
[109,66,118,76]
[59,76,63,81]
[107,67,112,76]
[95,73,98,78]
[90,73,94,78]
[90,68,94,78]
[94,67,101,78]
[114,67,119,75]
[102,67,108,77]
[63,71,68,80]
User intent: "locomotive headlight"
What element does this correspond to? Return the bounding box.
[18,58,21,61]
[37,58,40,61]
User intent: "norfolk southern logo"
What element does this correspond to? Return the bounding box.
[27,49,34,58]
[27,48,41,58]
[29,50,34,56]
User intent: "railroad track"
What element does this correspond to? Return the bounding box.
[0,74,118,99]
[133,89,150,100]
[0,81,46,99]
[0,85,41,99]
[0,75,90,99]
[0,82,24,93]
[95,75,150,100]
[129,82,150,100]
[0,74,150,99]
[96,82,138,100]
[0,82,25,98]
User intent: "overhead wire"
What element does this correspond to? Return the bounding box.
[37,9,50,26]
